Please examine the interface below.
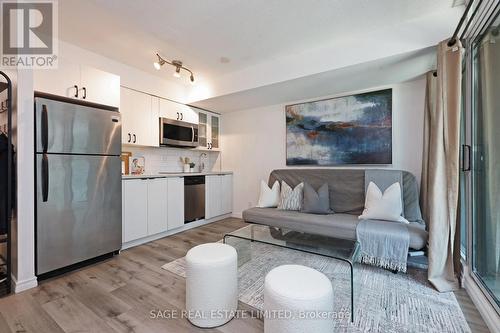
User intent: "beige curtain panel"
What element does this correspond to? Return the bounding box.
[477,30,500,276]
[421,40,463,292]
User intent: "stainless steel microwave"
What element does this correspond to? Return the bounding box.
[159,117,199,147]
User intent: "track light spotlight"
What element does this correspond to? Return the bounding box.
[173,65,181,78]
[153,54,165,70]
[154,53,195,84]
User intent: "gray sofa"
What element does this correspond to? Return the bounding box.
[242,169,428,250]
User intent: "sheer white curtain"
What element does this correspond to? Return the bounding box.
[421,40,463,292]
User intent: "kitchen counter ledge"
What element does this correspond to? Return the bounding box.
[122,171,233,179]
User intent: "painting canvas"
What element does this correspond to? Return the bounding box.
[286,89,392,165]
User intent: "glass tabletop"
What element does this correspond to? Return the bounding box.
[224,224,360,264]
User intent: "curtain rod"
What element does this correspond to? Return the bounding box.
[448,0,477,46]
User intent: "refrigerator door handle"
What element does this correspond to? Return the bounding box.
[42,104,48,152]
[42,153,49,202]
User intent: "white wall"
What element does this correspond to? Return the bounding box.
[13,69,38,292]
[221,76,426,216]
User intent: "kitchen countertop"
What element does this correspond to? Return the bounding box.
[122,171,233,179]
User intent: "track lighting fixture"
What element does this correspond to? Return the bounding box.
[153,53,195,83]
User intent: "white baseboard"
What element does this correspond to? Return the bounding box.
[11,274,38,293]
[462,267,500,333]
[232,212,243,219]
[121,214,232,250]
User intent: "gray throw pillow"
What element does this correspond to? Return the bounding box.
[302,183,331,214]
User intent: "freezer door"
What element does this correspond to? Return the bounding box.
[35,97,121,155]
[36,154,122,275]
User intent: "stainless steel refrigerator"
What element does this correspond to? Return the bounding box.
[35,95,122,276]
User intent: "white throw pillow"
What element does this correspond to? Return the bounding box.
[359,182,409,224]
[257,180,280,208]
[278,181,304,211]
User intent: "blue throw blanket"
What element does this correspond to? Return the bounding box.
[357,170,410,272]
[356,219,410,272]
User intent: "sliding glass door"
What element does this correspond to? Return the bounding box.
[471,13,500,308]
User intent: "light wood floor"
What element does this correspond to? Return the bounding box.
[0,218,489,333]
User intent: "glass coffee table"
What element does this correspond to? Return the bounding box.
[223,224,360,322]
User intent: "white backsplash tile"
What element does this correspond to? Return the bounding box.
[123,146,221,174]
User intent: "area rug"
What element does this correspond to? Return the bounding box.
[162,239,470,333]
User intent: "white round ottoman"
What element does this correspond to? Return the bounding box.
[185,243,238,328]
[264,264,334,333]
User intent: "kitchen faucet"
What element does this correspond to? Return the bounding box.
[199,152,207,172]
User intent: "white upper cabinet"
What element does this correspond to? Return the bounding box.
[34,61,120,107]
[181,105,199,124]
[34,61,81,100]
[80,66,120,107]
[159,98,198,124]
[121,87,157,146]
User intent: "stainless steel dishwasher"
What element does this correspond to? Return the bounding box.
[184,176,205,223]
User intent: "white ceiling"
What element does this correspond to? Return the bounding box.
[59,0,461,87]
[190,46,437,113]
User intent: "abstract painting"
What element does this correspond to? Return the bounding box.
[286,89,392,165]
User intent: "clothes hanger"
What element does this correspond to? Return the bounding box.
[0,101,7,113]
[0,100,7,112]
[0,124,7,136]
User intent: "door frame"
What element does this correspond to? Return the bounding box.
[460,0,500,323]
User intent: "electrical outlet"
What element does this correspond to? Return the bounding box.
[248,201,253,208]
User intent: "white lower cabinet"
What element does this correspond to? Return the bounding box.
[206,174,233,219]
[147,178,168,235]
[167,177,184,230]
[122,179,148,243]
[122,177,185,244]
[221,174,233,214]
[123,174,231,246]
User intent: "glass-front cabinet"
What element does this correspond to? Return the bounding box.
[210,115,219,149]
[194,108,220,151]
[198,112,208,148]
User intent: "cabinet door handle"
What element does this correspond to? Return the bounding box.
[82,87,87,99]
[128,133,131,143]
[74,85,79,98]
[180,113,183,121]
[176,112,179,120]
[133,134,136,143]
